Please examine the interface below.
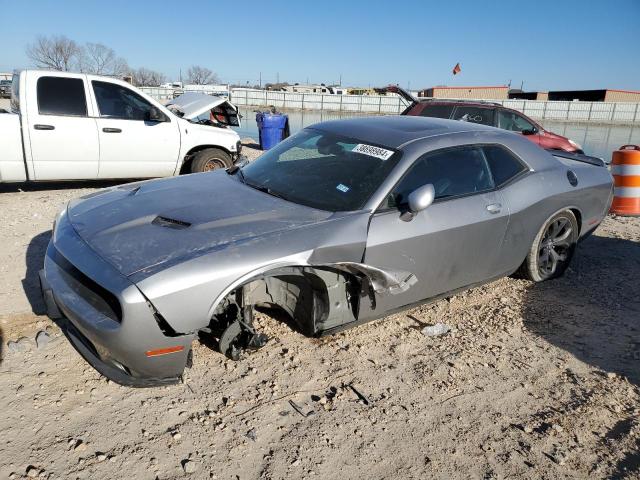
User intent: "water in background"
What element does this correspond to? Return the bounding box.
[234,107,639,160]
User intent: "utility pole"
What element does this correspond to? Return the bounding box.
[277,72,279,84]
[259,72,262,88]
[339,73,342,86]
[179,69,182,84]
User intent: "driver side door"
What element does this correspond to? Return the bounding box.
[362,145,510,316]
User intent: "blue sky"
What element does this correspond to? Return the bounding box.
[1,0,639,91]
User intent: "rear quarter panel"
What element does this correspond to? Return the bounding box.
[498,153,613,273]
[0,111,27,181]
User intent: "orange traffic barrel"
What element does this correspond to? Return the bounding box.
[610,145,640,216]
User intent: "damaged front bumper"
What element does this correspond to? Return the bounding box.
[39,213,194,387]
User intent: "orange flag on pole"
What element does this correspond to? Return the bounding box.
[452,63,461,75]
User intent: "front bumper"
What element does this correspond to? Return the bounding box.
[40,213,194,387]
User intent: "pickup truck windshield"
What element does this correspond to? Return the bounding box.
[241,129,401,211]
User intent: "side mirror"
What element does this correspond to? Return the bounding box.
[409,183,435,212]
[522,127,538,135]
[146,106,167,122]
[400,184,435,221]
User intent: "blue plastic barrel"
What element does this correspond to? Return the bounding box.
[256,112,289,150]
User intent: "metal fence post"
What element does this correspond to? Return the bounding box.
[321,94,324,111]
[359,95,363,113]
[340,95,343,112]
[542,101,547,120]
[611,102,617,122]
[566,102,570,120]
[635,103,639,123]
[302,93,305,111]
[378,96,382,114]
[588,101,593,122]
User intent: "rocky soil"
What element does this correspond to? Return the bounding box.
[0,149,639,479]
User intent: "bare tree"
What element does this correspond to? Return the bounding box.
[79,43,129,76]
[132,68,166,87]
[186,65,218,85]
[26,35,82,71]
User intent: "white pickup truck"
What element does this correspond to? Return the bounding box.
[0,70,243,182]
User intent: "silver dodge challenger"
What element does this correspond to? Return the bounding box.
[39,116,613,387]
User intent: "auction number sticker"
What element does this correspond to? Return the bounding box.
[352,144,394,160]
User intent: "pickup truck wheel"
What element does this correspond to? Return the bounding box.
[519,210,578,282]
[190,148,233,173]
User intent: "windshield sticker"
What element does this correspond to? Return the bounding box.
[336,184,350,193]
[352,144,394,160]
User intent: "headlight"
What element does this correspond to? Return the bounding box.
[568,139,582,150]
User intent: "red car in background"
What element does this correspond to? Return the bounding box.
[385,86,583,153]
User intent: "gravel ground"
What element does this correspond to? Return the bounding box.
[0,151,639,479]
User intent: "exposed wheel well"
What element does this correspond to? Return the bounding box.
[180,145,233,174]
[210,266,362,337]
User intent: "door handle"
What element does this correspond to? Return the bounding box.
[34,124,54,130]
[102,127,122,133]
[486,203,502,214]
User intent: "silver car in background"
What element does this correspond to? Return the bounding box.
[39,116,613,386]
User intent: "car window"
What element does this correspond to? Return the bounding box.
[241,129,402,212]
[37,76,87,116]
[387,146,494,208]
[483,145,528,187]
[452,106,495,126]
[497,110,535,132]
[419,104,454,118]
[92,81,155,121]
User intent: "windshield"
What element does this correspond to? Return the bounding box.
[240,129,402,211]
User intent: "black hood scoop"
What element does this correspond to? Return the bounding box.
[152,216,192,230]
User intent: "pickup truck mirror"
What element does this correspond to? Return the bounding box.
[522,127,538,135]
[146,106,168,123]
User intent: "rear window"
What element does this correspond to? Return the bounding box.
[37,76,87,116]
[452,106,495,126]
[483,145,528,187]
[419,104,454,118]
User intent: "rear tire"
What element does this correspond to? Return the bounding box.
[519,210,579,282]
[190,148,233,173]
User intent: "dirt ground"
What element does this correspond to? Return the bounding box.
[0,150,639,479]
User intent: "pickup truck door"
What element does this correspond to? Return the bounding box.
[89,80,180,179]
[25,73,99,180]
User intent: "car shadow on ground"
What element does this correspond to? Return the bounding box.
[22,230,52,315]
[521,234,640,478]
[521,234,640,386]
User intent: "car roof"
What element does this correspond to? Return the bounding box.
[309,115,494,149]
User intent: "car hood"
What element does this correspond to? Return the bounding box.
[66,172,333,277]
[165,92,236,120]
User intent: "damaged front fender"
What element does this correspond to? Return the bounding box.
[323,262,418,295]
